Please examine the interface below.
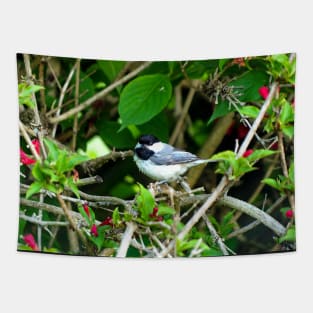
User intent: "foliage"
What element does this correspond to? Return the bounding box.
[18,53,295,257]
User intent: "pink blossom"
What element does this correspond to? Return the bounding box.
[90,224,98,237]
[23,234,39,251]
[20,149,36,165]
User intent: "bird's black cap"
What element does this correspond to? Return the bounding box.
[138,134,160,145]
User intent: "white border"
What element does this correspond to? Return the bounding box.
[1,1,312,312]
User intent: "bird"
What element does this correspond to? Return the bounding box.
[133,134,214,182]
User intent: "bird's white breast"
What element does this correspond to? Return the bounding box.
[134,154,187,181]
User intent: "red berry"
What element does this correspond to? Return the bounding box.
[259,86,269,100]
[285,210,294,219]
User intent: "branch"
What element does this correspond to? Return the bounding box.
[23,54,47,158]
[116,222,137,257]
[202,214,230,256]
[19,121,41,161]
[51,60,78,137]
[49,62,152,124]
[19,212,69,227]
[80,149,134,174]
[226,195,287,239]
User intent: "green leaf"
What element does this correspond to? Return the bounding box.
[219,58,230,71]
[66,153,89,171]
[280,100,294,124]
[136,183,155,221]
[207,100,233,125]
[96,120,136,149]
[31,162,45,182]
[211,150,236,161]
[112,208,120,226]
[157,204,175,216]
[18,83,44,108]
[45,183,59,194]
[78,71,95,102]
[237,105,260,119]
[279,226,296,243]
[66,177,80,198]
[98,60,126,82]
[232,157,255,178]
[118,74,172,127]
[55,150,68,173]
[26,181,43,199]
[281,125,294,138]
[44,139,59,162]
[246,149,276,163]
[262,178,281,191]
[230,70,269,102]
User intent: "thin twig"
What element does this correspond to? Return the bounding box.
[19,121,41,161]
[49,61,152,124]
[19,212,69,227]
[202,214,229,256]
[56,193,89,249]
[227,196,287,239]
[23,54,47,159]
[169,87,196,145]
[51,60,78,137]
[116,222,137,257]
[71,59,81,151]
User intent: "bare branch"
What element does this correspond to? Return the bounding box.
[116,222,137,257]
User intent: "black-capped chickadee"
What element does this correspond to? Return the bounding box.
[134,134,214,182]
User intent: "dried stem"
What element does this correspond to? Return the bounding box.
[51,60,78,137]
[116,222,137,257]
[202,214,229,256]
[169,86,196,145]
[23,54,47,158]
[71,59,81,151]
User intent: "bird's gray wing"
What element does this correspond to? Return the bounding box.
[150,145,199,165]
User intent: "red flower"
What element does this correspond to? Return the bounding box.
[20,149,36,165]
[259,86,269,100]
[149,207,164,221]
[232,57,245,67]
[23,234,39,251]
[149,207,159,218]
[285,210,294,219]
[31,139,40,155]
[237,124,249,140]
[83,202,90,218]
[90,224,98,237]
[100,216,113,227]
[243,149,253,158]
